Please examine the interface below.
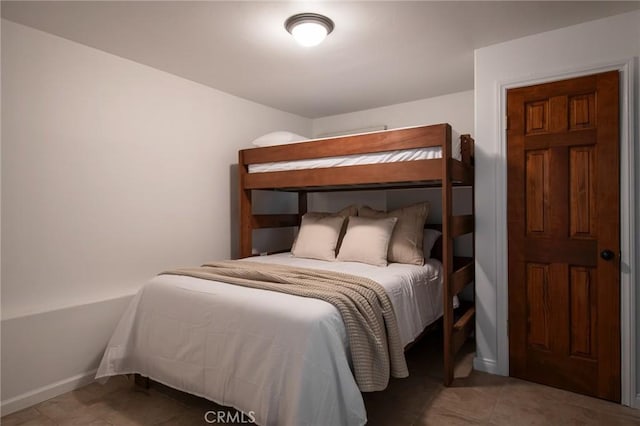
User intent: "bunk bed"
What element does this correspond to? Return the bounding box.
[96,123,475,426]
[238,122,475,386]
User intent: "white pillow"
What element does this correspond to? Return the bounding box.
[423,229,442,259]
[292,214,345,261]
[337,216,398,266]
[251,131,309,147]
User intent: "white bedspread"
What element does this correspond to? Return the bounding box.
[96,254,444,426]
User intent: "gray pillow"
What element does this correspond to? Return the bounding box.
[423,229,442,259]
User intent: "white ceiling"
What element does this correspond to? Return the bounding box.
[3,1,638,118]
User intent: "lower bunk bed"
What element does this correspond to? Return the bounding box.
[96,252,451,426]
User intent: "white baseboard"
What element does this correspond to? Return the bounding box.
[634,394,640,410]
[1,369,97,416]
[473,356,502,375]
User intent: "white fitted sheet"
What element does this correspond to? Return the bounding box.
[96,254,445,426]
[248,130,461,173]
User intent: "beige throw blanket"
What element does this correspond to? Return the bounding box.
[161,260,408,392]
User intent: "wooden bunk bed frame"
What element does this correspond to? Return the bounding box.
[237,123,475,386]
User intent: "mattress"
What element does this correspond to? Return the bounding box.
[248,130,462,173]
[96,254,446,426]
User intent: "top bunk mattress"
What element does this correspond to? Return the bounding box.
[248,128,461,173]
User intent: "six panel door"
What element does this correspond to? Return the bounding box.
[507,71,620,402]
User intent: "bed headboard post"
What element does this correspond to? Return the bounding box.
[239,150,253,258]
[460,134,475,165]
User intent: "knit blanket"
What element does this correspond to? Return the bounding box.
[161,260,408,391]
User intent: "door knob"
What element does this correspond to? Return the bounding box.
[600,250,615,261]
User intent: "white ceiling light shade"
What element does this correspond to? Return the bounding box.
[285,13,335,47]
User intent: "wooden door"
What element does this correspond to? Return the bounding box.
[507,71,620,402]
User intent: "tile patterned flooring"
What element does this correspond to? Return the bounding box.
[3,333,639,425]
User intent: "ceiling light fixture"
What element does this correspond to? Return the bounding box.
[285,13,334,47]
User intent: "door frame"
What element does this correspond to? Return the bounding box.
[494,59,636,406]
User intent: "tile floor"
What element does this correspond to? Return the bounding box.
[3,332,639,425]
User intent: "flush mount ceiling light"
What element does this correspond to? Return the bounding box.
[285,13,335,47]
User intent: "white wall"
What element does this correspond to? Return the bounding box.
[474,10,639,406]
[312,90,473,138]
[0,20,311,413]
